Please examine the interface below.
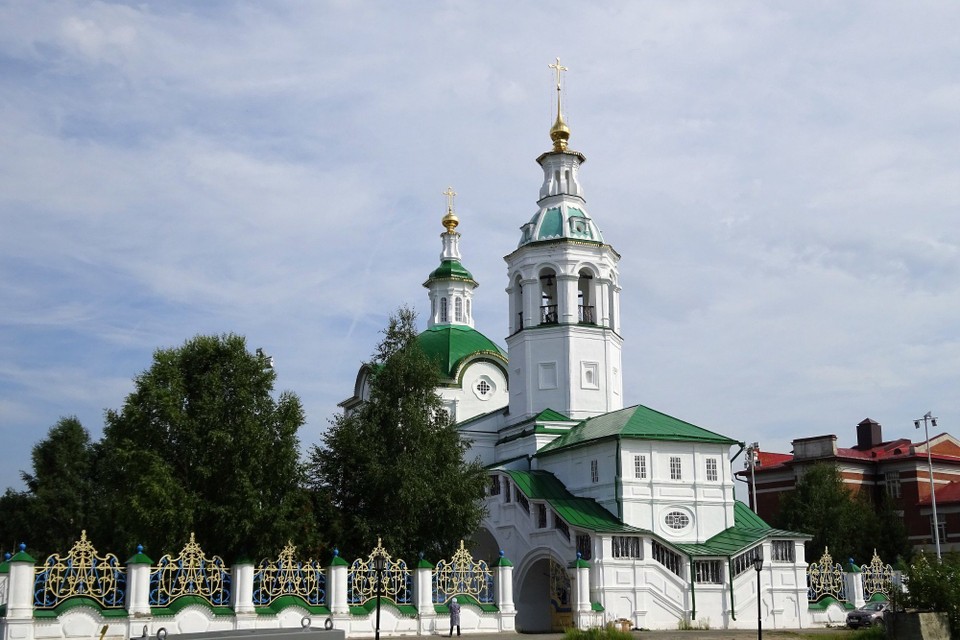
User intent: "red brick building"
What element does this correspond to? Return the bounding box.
[737,419,960,554]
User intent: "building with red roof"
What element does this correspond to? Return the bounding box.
[736,418,960,554]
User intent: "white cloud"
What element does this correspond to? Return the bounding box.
[0,0,958,493]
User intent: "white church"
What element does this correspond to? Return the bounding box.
[341,74,812,632]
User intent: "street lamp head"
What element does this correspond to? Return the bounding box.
[372,555,386,572]
[915,420,921,429]
[932,418,938,427]
[753,556,763,572]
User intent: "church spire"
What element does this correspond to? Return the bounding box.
[424,187,477,328]
[548,57,570,152]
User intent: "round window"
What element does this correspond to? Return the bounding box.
[664,511,690,530]
[473,376,495,400]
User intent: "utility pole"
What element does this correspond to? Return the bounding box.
[914,412,942,561]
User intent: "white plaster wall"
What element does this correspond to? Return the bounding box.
[620,441,736,542]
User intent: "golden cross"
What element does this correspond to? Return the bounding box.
[442,186,457,212]
[548,57,568,92]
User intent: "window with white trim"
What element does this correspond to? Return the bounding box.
[576,534,593,561]
[664,511,690,530]
[772,540,795,562]
[455,297,463,322]
[652,541,682,576]
[612,536,642,559]
[694,560,723,583]
[732,546,763,578]
[590,459,599,483]
[537,504,547,528]
[634,454,647,479]
[931,514,946,543]
[884,471,901,498]
[670,456,682,480]
[488,475,501,496]
[706,458,718,482]
[440,297,448,323]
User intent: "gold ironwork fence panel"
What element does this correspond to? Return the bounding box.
[149,533,231,607]
[860,550,893,600]
[33,531,126,609]
[807,547,846,604]
[432,540,493,604]
[347,538,411,605]
[253,542,326,607]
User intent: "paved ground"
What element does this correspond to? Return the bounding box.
[462,630,848,640]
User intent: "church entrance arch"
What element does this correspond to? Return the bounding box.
[515,553,571,632]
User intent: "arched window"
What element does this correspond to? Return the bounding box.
[578,269,594,323]
[512,275,524,334]
[539,269,558,324]
[440,297,448,323]
[455,297,463,322]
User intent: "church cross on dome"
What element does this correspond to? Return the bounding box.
[547,57,571,152]
[441,185,459,233]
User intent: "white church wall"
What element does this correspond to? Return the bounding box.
[444,360,508,423]
[537,443,619,518]
[619,440,735,541]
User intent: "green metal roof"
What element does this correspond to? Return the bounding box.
[504,470,647,534]
[424,259,476,284]
[536,404,739,457]
[674,502,810,557]
[417,325,507,380]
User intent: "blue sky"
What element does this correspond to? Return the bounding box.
[1,1,958,494]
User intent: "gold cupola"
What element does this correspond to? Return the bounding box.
[548,57,570,152]
[441,185,459,234]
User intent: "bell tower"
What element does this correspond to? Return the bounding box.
[504,59,623,422]
[424,187,478,328]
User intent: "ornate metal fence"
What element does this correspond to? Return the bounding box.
[33,531,126,609]
[347,539,411,605]
[860,550,893,601]
[149,533,231,607]
[253,542,326,607]
[807,547,846,604]
[0,552,10,607]
[432,540,493,604]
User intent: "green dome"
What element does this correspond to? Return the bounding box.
[417,325,506,380]
[518,204,604,247]
[424,259,476,285]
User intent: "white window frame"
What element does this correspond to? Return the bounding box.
[670,456,682,481]
[634,454,647,479]
[706,457,718,482]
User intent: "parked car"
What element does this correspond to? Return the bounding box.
[846,602,888,628]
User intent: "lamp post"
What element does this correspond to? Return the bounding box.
[745,442,760,514]
[753,555,763,640]
[372,554,386,640]
[915,411,942,561]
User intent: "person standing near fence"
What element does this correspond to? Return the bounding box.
[448,597,461,637]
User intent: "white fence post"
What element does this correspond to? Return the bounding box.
[327,550,349,616]
[3,544,36,640]
[414,557,436,635]
[126,546,152,617]
[232,559,256,617]
[845,563,865,609]
[495,552,515,631]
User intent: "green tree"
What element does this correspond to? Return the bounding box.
[97,334,306,560]
[899,554,960,636]
[308,307,487,562]
[0,417,96,556]
[774,463,879,564]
